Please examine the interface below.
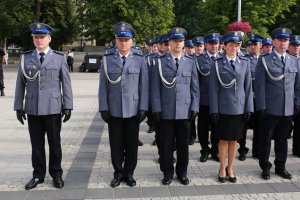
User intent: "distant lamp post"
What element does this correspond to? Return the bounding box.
[237,0,241,22]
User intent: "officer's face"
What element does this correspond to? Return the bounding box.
[224,42,239,57]
[169,39,184,53]
[205,42,219,54]
[152,44,158,53]
[194,44,204,54]
[250,42,262,55]
[288,44,300,56]
[185,46,194,55]
[33,35,51,51]
[273,38,289,53]
[261,45,273,54]
[116,38,133,55]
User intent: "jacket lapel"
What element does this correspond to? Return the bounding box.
[271,52,284,68]
[166,53,177,72]
[29,50,41,68]
[123,52,134,71]
[40,48,53,68]
[222,57,235,75]
[112,53,123,70]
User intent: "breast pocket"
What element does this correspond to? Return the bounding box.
[108,67,122,81]
[182,71,191,84]
[163,69,176,82]
[45,65,60,80]
[128,67,140,81]
[220,71,234,84]
[268,66,283,77]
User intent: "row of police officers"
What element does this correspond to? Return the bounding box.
[13,21,300,189]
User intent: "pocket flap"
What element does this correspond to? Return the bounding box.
[289,66,298,73]
[128,68,140,74]
[51,92,60,98]
[182,72,191,77]
[46,65,59,70]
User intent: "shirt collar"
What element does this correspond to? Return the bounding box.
[36,47,50,56]
[274,50,286,59]
[226,55,236,62]
[119,52,130,59]
[206,51,217,58]
[170,53,182,61]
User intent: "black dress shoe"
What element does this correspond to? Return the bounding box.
[138,140,143,146]
[178,176,189,185]
[293,152,300,158]
[125,177,136,187]
[261,170,270,180]
[238,153,246,161]
[147,126,155,133]
[218,170,226,183]
[225,167,237,183]
[110,177,122,188]
[189,140,194,145]
[25,177,44,190]
[162,176,172,185]
[53,177,64,188]
[211,154,220,162]
[275,169,292,179]
[200,152,209,162]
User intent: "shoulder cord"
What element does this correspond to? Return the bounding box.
[215,60,236,89]
[158,58,176,88]
[262,57,284,81]
[21,54,40,82]
[103,55,122,84]
[195,58,210,76]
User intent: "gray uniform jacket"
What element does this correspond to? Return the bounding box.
[14,49,73,115]
[255,52,300,116]
[210,56,254,115]
[99,51,149,118]
[151,53,200,120]
[196,52,221,106]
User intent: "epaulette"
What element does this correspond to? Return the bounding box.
[159,55,166,58]
[184,55,194,59]
[22,50,33,54]
[261,53,270,57]
[53,50,64,56]
[104,52,114,56]
[132,46,140,50]
[238,56,248,61]
[132,52,143,57]
[288,53,298,58]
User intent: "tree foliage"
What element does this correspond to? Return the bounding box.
[0,0,79,50]
[174,0,296,38]
[76,0,175,45]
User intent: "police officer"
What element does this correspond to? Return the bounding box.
[210,31,253,183]
[261,38,273,54]
[0,47,5,96]
[193,36,205,56]
[288,35,300,157]
[238,34,264,161]
[14,22,73,190]
[255,28,300,180]
[99,23,148,188]
[196,33,221,162]
[151,27,200,186]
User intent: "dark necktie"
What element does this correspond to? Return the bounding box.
[39,52,45,64]
[175,58,179,69]
[281,55,285,66]
[230,60,235,71]
[122,56,126,67]
[211,56,216,61]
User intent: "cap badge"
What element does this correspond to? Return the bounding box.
[121,26,125,31]
[37,23,41,29]
[282,28,286,33]
[176,28,179,33]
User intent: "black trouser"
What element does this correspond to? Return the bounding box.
[108,116,139,179]
[159,119,190,178]
[197,106,218,155]
[190,118,196,142]
[238,129,249,154]
[27,114,62,179]
[68,63,73,72]
[259,115,292,171]
[293,114,300,155]
[252,111,263,156]
[0,64,4,89]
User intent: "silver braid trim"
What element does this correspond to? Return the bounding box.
[215,60,236,89]
[21,54,40,82]
[262,57,284,81]
[103,55,122,84]
[196,59,210,76]
[158,58,176,88]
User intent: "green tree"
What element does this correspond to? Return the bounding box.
[174,0,296,38]
[76,0,175,45]
[0,0,79,50]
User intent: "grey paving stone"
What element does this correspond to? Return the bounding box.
[245,183,276,193]
[141,186,170,197]
[169,186,197,197]
[194,185,224,196]
[270,182,299,192]
[0,191,29,200]
[293,181,300,189]
[114,187,142,198]
[56,188,87,200]
[220,184,250,194]
[26,190,57,200]
[85,188,113,199]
